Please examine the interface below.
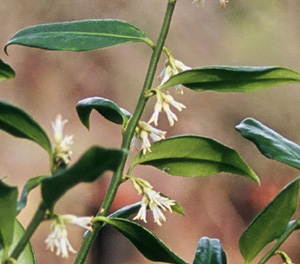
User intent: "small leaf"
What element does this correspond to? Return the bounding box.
[41,146,125,209]
[0,59,15,81]
[193,237,227,264]
[0,220,36,264]
[0,181,18,257]
[160,66,300,92]
[99,217,188,264]
[17,175,49,214]
[130,135,259,184]
[239,176,300,264]
[76,97,131,129]
[5,19,150,53]
[0,100,52,154]
[236,118,300,170]
[108,202,141,220]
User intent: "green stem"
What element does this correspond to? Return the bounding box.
[74,1,177,263]
[257,217,300,264]
[8,203,46,261]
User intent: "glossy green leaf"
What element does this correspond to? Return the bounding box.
[236,118,300,170]
[76,97,131,129]
[193,237,227,264]
[41,146,125,209]
[0,100,52,154]
[160,66,300,92]
[0,59,15,81]
[99,217,188,264]
[17,175,49,214]
[0,220,36,264]
[239,177,300,264]
[130,135,259,184]
[0,181,18,259]
[5,19,149,52]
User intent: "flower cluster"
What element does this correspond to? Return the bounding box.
[45,214,93,258]
[52,114,73,169]
[158,57,191,94]
[131,121,166,155]
[148,90,186,127]
[127,177,176,226]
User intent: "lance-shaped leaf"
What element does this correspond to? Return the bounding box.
[76,97,131,129]
[0,220,36,264]
[130,135,259,184]
[239,176,300,264]
[17,175,49,214]
[193,237,227,264]
[98,217,188,264]
[0,59,15,81]
[0,100,52,154]
[0,181,18,258]
[5,19,150,53]
[160,66,300,92]
[236,118,300,170]
[41,146,125,209]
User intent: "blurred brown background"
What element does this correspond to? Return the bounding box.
[1,0,300,263]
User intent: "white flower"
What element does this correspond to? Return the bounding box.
[45,215,93,258]
[62,215,93,232]
[158,57,191,94]
[45,220,76,258]
[148,91,186,127]
[131,121,166,155]
[52,114,73,167]
[193,0,229,8]
[133,187,175,226]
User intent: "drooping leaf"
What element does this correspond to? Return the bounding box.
[0,181,18,258]
[130,135,259,184]
[98,217,188,264]
[0,100,52,154]
[5,19,150,53]
[76,97,131,129]
[17,175,49,214]
[236,118,300,170]
[239,176,300,264]
[0,59,15,81]
[160,66,300,92]
[193,237,227,264]
[41,146,125,209]
[0,220,36,264]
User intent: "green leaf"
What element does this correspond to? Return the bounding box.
[0,59,15,81]
[17,175,49,214]
[41,146,125,209]
[130,135,259,184]
[76,97,131,129]
[99,217,188,264]
[108,202,141,220]
[0,181,18,258]
[239,176,300,264]
[0,100,52,154]
[5,19,150,53]
[160,66,300,92]
[193,237,227,264]
[236,118,300,170]
[0,220,36,264]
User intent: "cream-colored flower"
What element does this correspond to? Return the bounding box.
[148,91,186,127]
[158,57,191,94]
[52,114,73,168]
[45,215,93,258]
[131,121,166,155]
[133,187,175,226]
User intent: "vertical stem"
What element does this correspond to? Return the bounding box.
[74,1,177,263]
[9,203,46,261]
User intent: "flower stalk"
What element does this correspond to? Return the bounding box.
[74,0,178,263]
